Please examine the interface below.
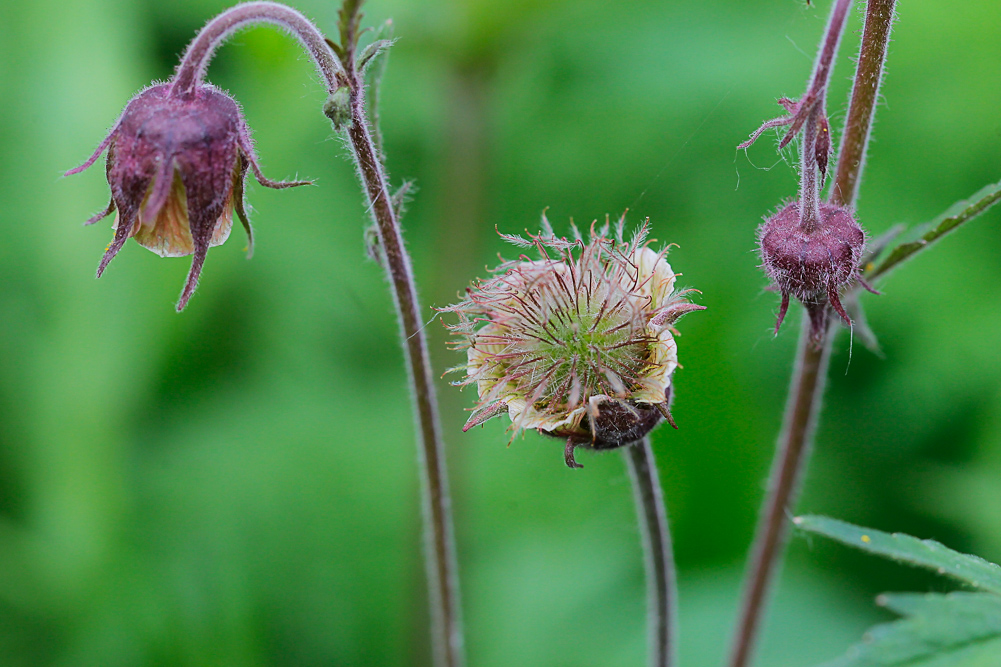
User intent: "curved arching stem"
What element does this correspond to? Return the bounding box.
[168,4,464,666]
[170,1,344,98]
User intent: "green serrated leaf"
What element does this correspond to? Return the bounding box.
[818,593,1001,667]
[816,592,1001,664]
[860,223,907,268]
[866,179,1001,281]
[794,516,1001,594]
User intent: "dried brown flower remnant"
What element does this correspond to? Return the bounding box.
[444,215,704,468]
[66,82,310,310]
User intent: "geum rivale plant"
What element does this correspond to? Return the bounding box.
[728,1,1001,666]
[65,3,463,667]
[445,214,703,667]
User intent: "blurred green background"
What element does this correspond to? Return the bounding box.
[0,0,999,664]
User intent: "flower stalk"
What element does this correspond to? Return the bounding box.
[729,2,896,666]
[625,437,678,667]
[831,0,898,208]
[445,218,698,665]
[171,1,344,98]
[728,317,832,667]
[164,3,465,665]
[333,6,465,667]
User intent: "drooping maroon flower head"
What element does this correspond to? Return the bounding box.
[66,82,309,310]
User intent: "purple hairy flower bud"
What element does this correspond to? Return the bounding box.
[737,0,871,343]
[759,200,865,340]
[444,214,704,468]
[66,82,310,310]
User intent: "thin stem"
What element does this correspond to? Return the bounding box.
[807,0,851,101]
[625,437,678,667]
[798,0,850,231]
[171,2,343,98]
[728,318,832,667]
[798,103,823,232]
[343,45,465,667]
[728,2,896,666]
[169,3,462,664]
[831,0,897,208]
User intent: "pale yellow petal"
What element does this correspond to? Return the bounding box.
[133,170,193,257]
[511,401,588,434]
[633,247,676,310]
[132,168,234,258]
[632,328,678,404]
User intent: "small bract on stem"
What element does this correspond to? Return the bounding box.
[445,213,704,468]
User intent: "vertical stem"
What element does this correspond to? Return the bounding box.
[625,437,678,667]
[728,319,832,667]
[798,104,823,233]
[798,0,850,232]
[728,3,896,666]
[344,67,464,667]
[831,0,897,208]
[806,0,852,100]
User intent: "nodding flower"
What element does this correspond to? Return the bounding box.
[443,213,705,468]
[66,82,310,310]
[758,200,869,341]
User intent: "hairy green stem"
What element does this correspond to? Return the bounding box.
[625,437,678,667]
[728,3,896,666]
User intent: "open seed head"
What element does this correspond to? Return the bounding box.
[444,215,704,465]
